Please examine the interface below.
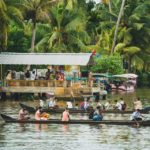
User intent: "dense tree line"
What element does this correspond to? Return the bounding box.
[0,0,150,78]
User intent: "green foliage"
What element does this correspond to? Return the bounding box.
[91,54,124,74]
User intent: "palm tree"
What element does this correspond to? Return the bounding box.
[0,0,23,51]
[111,0,126,54]
[35,3,90,52]
[21,0,58,52]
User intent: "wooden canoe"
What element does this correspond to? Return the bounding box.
[1,114,150,126]
[19,103,150,114]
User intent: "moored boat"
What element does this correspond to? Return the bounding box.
[19,103,150,114]
[1,113,150,126]
[110,74,138,91]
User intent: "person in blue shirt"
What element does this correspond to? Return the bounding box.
[130,109,144,121]
[93,106,103,121]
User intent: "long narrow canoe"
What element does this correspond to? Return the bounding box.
[19,103,150,114]
[1,114,150,126]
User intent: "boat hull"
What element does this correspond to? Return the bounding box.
[1,114,150,126]
[19,103,150,114]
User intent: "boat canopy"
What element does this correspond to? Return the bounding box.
[113,73,138,78]
[92,73,112,78]
[0,52,93,66]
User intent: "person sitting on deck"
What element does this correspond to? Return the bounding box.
[18,108,30,120]
[61,108,70,121]
[93,106,103,121]
[130,109,144,121]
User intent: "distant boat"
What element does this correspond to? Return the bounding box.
[110,73,138,91]
[19,103,150,114]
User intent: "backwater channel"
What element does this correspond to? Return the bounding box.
[0,88,150,150]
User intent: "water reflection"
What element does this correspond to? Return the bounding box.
[0,88,150,150]
[35,124,48,132]
[62,124,69,133]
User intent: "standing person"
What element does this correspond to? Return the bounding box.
[61,108,70,121]
[133,97,143,110]
[45,69,50,80]
[35,107,42,120]
[6,70,12,80]
[25,70,31,80]
[18,108,30,120]
[30,70,36,80]
[35,107,49,120]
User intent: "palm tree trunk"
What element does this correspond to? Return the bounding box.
[31,22,36,52]
[111,0,126,54]
[108,0,112,13]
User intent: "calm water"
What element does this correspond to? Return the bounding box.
[0,88,150,150]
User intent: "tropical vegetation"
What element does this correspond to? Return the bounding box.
[0,0,150,84]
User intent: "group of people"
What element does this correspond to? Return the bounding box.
[18,106,70,121]
[18,97,145,123]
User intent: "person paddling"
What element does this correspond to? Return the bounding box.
[61,108,70,121]
[18,108,30,120]
[130,109,144,121]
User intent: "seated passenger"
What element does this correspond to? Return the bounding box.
[48,98,55,108]
[66,101,73,109]
[18,108,30,120]
[114,100,122,110]
[61,108,70,121]
[130,109,144,121]
[93,106,103,121]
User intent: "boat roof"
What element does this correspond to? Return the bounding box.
[113,73,138,78]
[0,52,93,66]
[92,73,112,78]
